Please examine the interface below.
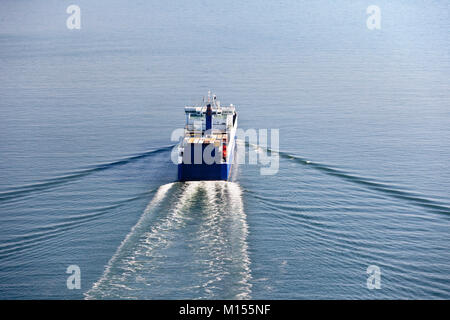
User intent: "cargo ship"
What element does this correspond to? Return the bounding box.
[177,92,237,181]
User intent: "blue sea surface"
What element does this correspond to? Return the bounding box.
[0,0,449,299]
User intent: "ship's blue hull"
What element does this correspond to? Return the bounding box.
[177,142,234,181]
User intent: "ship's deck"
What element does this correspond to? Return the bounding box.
[183,130,228,146]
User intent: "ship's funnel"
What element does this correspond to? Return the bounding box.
[206,103,213,131]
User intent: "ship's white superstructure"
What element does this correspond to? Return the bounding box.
[177,92,238,181]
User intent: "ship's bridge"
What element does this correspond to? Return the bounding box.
[184,103,235,134]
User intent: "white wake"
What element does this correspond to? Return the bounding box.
[85,181,251,299]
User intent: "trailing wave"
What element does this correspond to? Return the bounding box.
[85,181,251,300]
[242,140,450,215]
[0,145,175,203]
[0,189,156,260]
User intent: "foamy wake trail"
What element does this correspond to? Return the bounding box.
[84,182,176,299]
[196,181,252,299]
[85,181,251,299]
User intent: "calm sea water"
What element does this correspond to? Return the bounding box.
[0,0,449,299]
